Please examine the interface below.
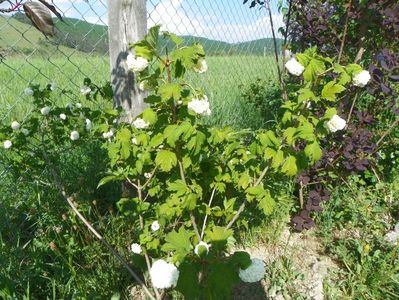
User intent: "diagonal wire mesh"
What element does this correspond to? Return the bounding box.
[0,0,284,188]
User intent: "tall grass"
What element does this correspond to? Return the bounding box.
[0,54,277,128]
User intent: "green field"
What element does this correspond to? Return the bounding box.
[0,54,278,128]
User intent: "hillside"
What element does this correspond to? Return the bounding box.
[2,14,283,56]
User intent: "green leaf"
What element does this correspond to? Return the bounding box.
[272,149,284,169]
[282,155,298,176]
[142,108,158,125]
[229,251,251,269]
[97,175,119,188]
[246,186,264,196]
[258,130,280,148]
[298,88,317,103]
[158,83,182,101]
[283,127,297,145]
[162,227,193,261]
[207,226,233,250]
[133,40,155,60]
[167,180,188,196]
[163,31,184,45]
[147,25,160,47]
[321,81,346,101]
[155,150,177,172]
[324,107,337,119]
[116,128,131,143]
[303,58,326,82]
[258,190,275,216]
[175,261,201,299]
[205,262,239,300]
[305,141,322,162]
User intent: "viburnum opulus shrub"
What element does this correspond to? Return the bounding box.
[246,0,399,230]
[0,26,372,298]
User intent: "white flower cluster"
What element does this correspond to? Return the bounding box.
[85,119,92,131]
[80,85,91,95]
[103,129,115,139]
[238,258,266,283]
[150,259,179,289]
[24,87,34,96]
[285,58,305,76]
[188,95,211,116]
[133,118,150,129]
[284,49,293,59]
[60,113,67,120]
[385,223,399,244]
[3,140,12,149]
[194,241,210,256]
[70,131,80,141]
[353,70,371,87]
[130,243,142,254]
[326,115,347,133]
[40,106,51,116]
[127,54,149,72]
[193,59,208,73]
[151,220,160,232]
[11,121,20,131]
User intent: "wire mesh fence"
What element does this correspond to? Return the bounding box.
[0,0,284,122]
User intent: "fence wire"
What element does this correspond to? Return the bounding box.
[0,0,283,120]
[0,0,284,187]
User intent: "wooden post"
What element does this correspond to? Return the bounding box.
[108,0,147,122]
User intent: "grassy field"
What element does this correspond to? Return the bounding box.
[0,54,278,128]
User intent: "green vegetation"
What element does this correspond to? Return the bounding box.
[0,54,277,129]
[6,14,282,56]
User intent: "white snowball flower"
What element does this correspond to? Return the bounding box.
[59,113,67,120]
[284,49,293,59]
[144,172,152,179]
[326,115,347,133]
[193,59,208,73]
[21,128,29,136]
[131,137,137,145]
[50,83,56,91]
[353,70,371,87]
[239,258,266,283]
[102,130,114,139]
[188,95,211,116]
[194,241,210,256]
[385,223,399,244]
[130,243,142,254]
[85,119,92,131]
[285,57,305,76]
[70,131,80,141]
[151,221,160,232]
[150,259,179,289]
[24,87,34,96]
[80,86,91,95]
[126,54,149,72]
[133,118,150,129]
[3,140,12,149]
[385,231,399,244]
[11,121,20,131]
[40,106,51,115]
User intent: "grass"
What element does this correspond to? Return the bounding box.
[0,54,277,128]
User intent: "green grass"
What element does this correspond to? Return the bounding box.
[0,54,277,128]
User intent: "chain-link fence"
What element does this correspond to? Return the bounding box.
[0,0,283,122]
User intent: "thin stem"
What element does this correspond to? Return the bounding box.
[225,166,269,231]
[376,118,399,146]
[265,0,283,93]
[137,180,161,300]
[200,187,216,239]
[142,166,158,190]
[41,151,156,300]
[346,92,359,126]
[337,0,353,63]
